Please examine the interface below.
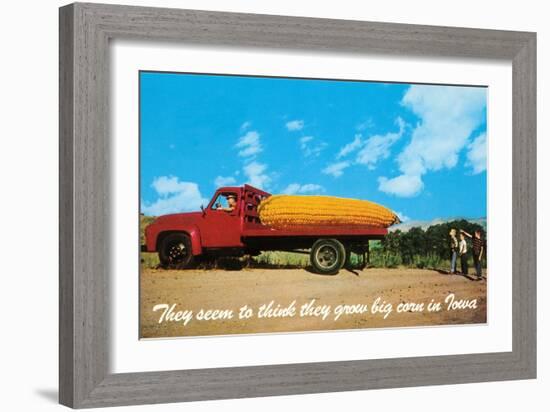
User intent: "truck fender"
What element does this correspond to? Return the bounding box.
[151,225,203,256]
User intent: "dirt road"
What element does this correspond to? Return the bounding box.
[140,267,486,338]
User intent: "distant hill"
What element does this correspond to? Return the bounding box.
[390,217,487,233]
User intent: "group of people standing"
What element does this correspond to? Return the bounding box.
[449,228,485,280]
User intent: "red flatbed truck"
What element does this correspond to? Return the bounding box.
[143,184,388,274]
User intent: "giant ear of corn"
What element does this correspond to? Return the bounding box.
[257,195,400,230]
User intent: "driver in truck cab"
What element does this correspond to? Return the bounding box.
[216,194,237,212]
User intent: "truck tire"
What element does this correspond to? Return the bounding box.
[159,233,194,269]
[310,239,346,275]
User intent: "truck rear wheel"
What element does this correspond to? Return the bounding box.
[159,233,194,269]
[310,239,346,275]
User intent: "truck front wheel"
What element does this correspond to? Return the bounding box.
[159,233,194,269]
[310,239,346,275]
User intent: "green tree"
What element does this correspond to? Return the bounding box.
[372,219,487,269]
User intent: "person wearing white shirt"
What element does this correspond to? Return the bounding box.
[449,228,458,274]
[459,232,468,275]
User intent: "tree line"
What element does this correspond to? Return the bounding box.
[369,219,486,269]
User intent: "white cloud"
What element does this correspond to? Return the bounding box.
[322,161,351,178]
[332,118,404,175]
[286,120,304,131]
[234,128,273,189]
[214,175,237,187]
[465,133,487,174]
[142,176,208,216]
[378,85,486,197]
[378,174,424,197]
[356,118,374,131]
[337,134,363,159]
[356,117,405,169]
[240,121,251,131]
[299,135,327,157]
[235,130,262,157]
[399,85,486,174]
[282,183,324,194]
[395,211,411,223]
[243,161,271,189]
[150,176,190,195]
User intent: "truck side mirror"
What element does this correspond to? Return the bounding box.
[200,205,206,216]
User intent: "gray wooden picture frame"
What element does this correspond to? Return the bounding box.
[59,2,536,409]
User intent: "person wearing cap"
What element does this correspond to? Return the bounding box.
[216,194,237,212]
[460,228,485,280]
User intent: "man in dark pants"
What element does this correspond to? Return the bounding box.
[461,229,485,280]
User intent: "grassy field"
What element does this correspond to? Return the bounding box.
[141,250,309,270]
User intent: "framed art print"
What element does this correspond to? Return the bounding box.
[59,3,536,408]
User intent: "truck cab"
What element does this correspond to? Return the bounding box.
[143,185,270,268]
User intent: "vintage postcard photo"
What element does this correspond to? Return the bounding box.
[139,71,487,338]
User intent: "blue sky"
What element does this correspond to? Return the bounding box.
[140,71,487,221]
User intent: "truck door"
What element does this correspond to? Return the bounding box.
[201,192,243,248]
